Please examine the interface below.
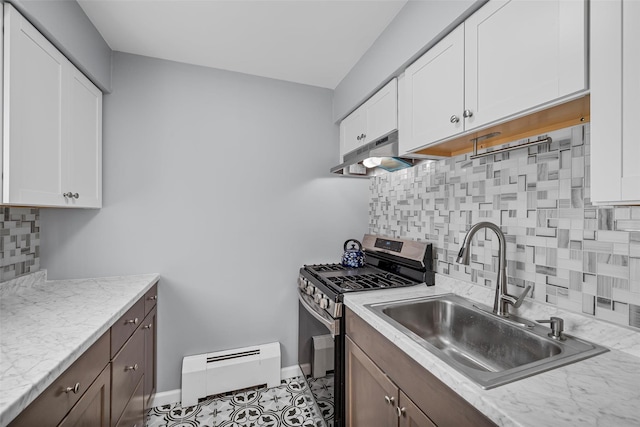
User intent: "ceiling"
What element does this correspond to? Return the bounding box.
[77,0,408,89]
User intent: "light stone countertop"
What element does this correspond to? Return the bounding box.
[0,271,160,427]
[344,274,640,427]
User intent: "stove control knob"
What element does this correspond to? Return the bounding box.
[305,285,315,295]
[313,293,322,304]
[320,298,329,309]
[298,277,306,289]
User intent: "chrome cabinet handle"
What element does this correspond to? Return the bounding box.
[396,406,406,417]
[62,192,79,199]
[450,115,460,123]
[64,382,80,394]
[463,109,473,118]
[147,295,157,301]
[125,317,138,325]
[125,363,138,372]
[143,323,152,330]
[384,395,395,405]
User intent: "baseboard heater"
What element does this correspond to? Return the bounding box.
[181,342,280,407]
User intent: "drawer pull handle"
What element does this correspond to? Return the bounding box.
[65,382,80,394]
[396,406,406,417]
[148,295,157,301]
[125,317,139,325]
[384,395,395,405]
[125,364,139,372]
[143,323,152,330]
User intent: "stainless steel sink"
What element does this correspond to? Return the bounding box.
[366,294,608,389]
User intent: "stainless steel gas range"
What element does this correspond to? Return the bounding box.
[297,234,434,427]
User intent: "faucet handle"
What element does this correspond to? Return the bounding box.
[502,285,531,308]
[537,316,565,340]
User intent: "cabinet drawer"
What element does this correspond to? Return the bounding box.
[143,284,158,316]
[9,331,110,427]
[111,298,144,357]
[111,327,144,427]
[57,364,111,427]
[114,377,144,427]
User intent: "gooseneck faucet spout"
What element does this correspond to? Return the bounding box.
[456,222,531,317]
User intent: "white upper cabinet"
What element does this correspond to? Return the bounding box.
[340,79,397,160]
[590,0,640,205]
[401,0,587,154]
[3,3,66,206]
[65,68,102,208]
[464,0,586,130]
[3,4,102,208]
[340,108,367,159]
[400,25,464,155]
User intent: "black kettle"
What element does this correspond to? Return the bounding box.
[341,239,365,268]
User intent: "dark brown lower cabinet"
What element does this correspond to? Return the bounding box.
[8,282,158,427]
[8,332,110,427]
[111,327,144,426]
[114,377,144,427]
[111,283,158,426]
[346,337,434,427]
[398,391,436,427]
[143,306,157,410]
[58,365,111,427]
[345,308,496,427]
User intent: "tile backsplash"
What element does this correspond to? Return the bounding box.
[0,207,40,282]
[369,124,640,331]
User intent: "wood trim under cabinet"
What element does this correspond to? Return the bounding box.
[345,308,496,427]
[413,94,590,158]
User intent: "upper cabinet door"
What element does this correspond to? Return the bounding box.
[401,25,464,153]
[365,79,397,144]
[591,0,640,204]
[3,4,66,206]
[464,0,587,130]
[340,108,367,160]
[65,68,102,208]
[339,79,397,161]
[3,4,102,208]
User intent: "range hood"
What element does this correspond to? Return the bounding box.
[330,131,418,177]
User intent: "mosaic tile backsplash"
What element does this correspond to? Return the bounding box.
[369,124,640,331]
[0,207,40,282]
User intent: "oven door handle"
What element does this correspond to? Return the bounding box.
[298,289,339,338]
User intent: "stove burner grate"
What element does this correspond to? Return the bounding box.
[305,263,347,273]
[327,273,413,290]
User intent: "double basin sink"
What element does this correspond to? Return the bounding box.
[366,294,608,389]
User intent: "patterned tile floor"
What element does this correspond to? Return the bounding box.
[146,375,334,427]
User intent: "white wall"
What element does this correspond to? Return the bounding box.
[40,52,370,392]
[332,0,486,122]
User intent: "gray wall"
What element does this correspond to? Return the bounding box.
[332,0,486,122]
[7,0,112,92]
[40,52,370,392]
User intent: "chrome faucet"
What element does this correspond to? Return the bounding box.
[456,221,531,317]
